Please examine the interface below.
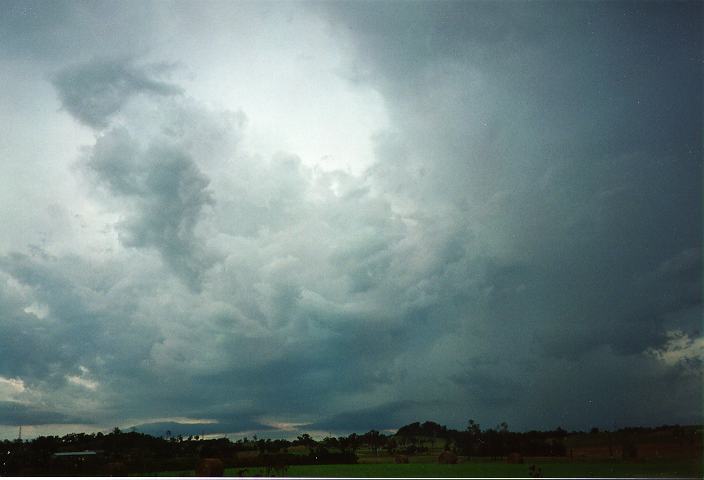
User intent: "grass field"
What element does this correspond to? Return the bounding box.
[140,458,703,477]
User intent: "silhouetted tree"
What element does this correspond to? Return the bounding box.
[363,430,382,455]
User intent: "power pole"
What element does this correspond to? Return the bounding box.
[18,425,22,441]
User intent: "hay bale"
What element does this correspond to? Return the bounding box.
[528,464,543,478]
[196,458,224,477]
[394,454,409,464]
[506,452,524,464]
[105,462,127,476]
[438,450,458,464]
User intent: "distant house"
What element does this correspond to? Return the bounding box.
[52,451,99,457]
[51,450,104,474]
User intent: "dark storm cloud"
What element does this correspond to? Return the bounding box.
[53,58,182,128]
[0,1,700,438]
[314,0,703,429]
[320,0,702,214]
[156,313,414,419]
[309,401,423,433]
[0,252,109,378]
[451,368,523,408]
[0,252,160,375]
[0,401,90,426]
[0,250,165,429]
[84,127,214,288]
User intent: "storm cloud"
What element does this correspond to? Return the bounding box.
[0,0,700,439]
[52,58,182,128]
[0,401,91,426]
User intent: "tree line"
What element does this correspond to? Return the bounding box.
[1,420,697,475]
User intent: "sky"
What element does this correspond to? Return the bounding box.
[0,0,701,440]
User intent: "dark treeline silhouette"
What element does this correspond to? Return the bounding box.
[0,426,357,476]
[392,420,568,458]
[1,421,700,475]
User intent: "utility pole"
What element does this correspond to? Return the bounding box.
[18,425,22,441]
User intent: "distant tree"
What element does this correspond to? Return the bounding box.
[345,433,360,454]
[322,436,339,451]
[363,430,382,455]
[397,422,421,437]
[385,438,397,455]
[296,433,316,451]
[497,422,509,457]
[462,419,481,457]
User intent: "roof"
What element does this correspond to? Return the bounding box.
[52,451,98,456]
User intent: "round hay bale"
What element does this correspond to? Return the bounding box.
[438,450,458,464]
[394,454,409,464]
[506,452,524,464]
[196,458,224,477]
[528,464,543,477]
[105,462,127,476]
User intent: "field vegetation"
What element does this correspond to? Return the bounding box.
[2,421,700,477]
[145,459,703,478]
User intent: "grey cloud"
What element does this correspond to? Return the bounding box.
[0,401,90,426]
[52,57,182,128]
[451,369,524,408]
[309,401,422,433]
[0,1,76,60]
[312,0,702,428]
[84,126,214,289]
[54,58,248,289]
[319,0,701,212]
[521,347,702,431]
[0,252,105,378]
[650,248,701,290]
[0,251,164,425]
[537,244,702,359]
[173,322,405,417]
[0,167,426,426]
[0,1,701,437]
[0,1,165,63]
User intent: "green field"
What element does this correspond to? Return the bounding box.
[140,459,703,477]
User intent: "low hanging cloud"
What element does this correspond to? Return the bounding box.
[83,126,215,289]
[308,401,424,433]
[52,57,182,128]
[0,401,91,426]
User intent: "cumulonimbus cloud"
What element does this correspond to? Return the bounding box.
[0,2,700,438]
